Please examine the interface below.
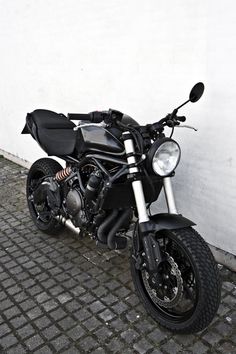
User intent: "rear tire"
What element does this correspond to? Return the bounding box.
[26,158,65,235]
[130,227,221,334]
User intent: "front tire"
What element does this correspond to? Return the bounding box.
[26,158,65,235]
[130,227,221,334]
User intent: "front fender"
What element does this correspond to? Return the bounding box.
[150,213,195,232]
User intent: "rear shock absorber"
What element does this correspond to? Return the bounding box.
[55,167,72,181]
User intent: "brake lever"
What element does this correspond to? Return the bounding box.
[175,125,198,131]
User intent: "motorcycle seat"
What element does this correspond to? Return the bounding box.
[25,109,76,156]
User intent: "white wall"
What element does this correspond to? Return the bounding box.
[0,0,235,255]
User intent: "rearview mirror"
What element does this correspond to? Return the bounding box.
[189,82,204,103]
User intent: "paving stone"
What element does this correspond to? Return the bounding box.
[222,281,235,292]
[150,349,163,354]
[79,335,99,351]
[42,324,61,340]
[223,294,236,307]
[1,299,14,310]
[74,308,91,321]
[17,323,35,339]
[202,331,222,346]
[94,326,113,339]
[147,328,168,343]
[10,315,28,329]
[162,338,183,354]
[125,309,141,323]
[101,293,118,305]
[51,334,71,351]
[67,324,85,341]
[121,328,139,343]
[83,316,102,331]
[58,316,77,330]
[188,341,208,354]
[133,338,153,354]
[218,341,236,354]
[49,308,67,321]
[217,303,231,316]
[26,306,43,320]
[42,299,58,312]
[111,301,128,314]
[0,323,11,337]
[25,334,45,350]
[98,308,116,322]
[80,292,96,304]
[19,299,37,311]
[1,332,18,349]
[91,347,107,354]
[34,316,52,330]
[57,293,73,304]
[34,345,53,354]
[5,343,27,354]
[134,319,156,333]
[106,337,125,352]
[60,346,81,354]
[89,300,106,314]
[215,321,234,336]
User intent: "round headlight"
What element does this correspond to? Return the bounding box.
[152,140,181,176]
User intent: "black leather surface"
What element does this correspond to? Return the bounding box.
[28,110,76,156]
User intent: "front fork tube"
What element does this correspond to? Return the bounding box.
[163,177,178,214]
[123,132,178,270]
[122,134,149,223]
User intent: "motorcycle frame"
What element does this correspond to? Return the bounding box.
[59,132,195,266]
[60,134,193,229]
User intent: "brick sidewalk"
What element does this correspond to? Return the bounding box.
[0,157,235,354]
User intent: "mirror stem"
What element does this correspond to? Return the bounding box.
[176,99,190,111]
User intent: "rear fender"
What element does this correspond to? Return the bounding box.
[21,123,30,134]
[21,113,37,141]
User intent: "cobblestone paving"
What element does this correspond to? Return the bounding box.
[0,156,235,354]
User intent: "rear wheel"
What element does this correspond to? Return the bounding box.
[130,227,221,333]
[26,158,64,235]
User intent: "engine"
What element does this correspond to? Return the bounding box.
[66,187,83,216]
[64,170,103,228]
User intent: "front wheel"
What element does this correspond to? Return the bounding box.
[130,227,221,334]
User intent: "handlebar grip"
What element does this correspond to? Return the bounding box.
[177,116,186,122]
[68,111,106,123]
[68,113,91,121]
[90,111,105,123]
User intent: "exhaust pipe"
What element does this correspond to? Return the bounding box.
[107,209,132,249]
[97,209,119,244]
[56,216,81,237]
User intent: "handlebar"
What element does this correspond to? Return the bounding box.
[68,109,124,125]
[68,109,187,139]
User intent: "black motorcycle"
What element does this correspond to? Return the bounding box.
[22,83,221,333]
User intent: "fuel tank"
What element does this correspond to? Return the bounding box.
[75,125,125,155]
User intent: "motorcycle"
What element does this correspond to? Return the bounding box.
[22,83,221,333]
